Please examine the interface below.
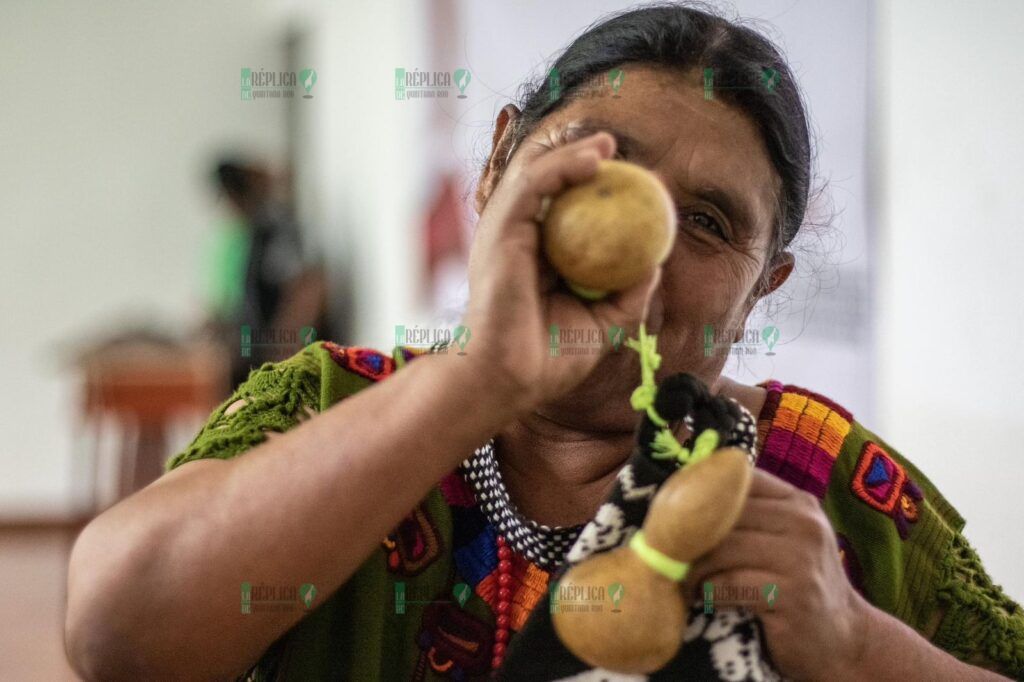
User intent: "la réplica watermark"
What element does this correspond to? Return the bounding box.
[549,581,626,614]
[241,582,317,614]
[241,67,317,100]
[394,324,471,355]
[394,68,470,100]
[703,324,780,357]
[549,324,626,356]
[703,581,779,614]
[393,581,471,614]
[241,325,317,358]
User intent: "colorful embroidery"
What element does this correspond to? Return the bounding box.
[322,342,395,381]
[440,471,477,508]
[851,441,924,539]
[448,470,554,633]
[413,600,493,681]
[399,346,429,364]
[755,381,853,498]
[475,550,551,632]
[381,503,442,576]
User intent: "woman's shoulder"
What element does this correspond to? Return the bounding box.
[164,341,429,471]
[757,381,966,611]
[755,379,962,529]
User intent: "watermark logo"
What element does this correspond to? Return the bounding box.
[241,67,317,101]
[394,67,470,100]
[241,582,317,614]
[702,581,779,614]
[241,325,316,358]
[452,325,471,354]
[546,67,627,104]
[608,68,625,97]
[703,324,781,358]
[394,581,470,614]
[702,65,781,101]
[394,324,471,354]
[453,582,471,607]
[608,582,625,612]
[549,581,624,614]
[548,68,561,102]
[608,325,625,351]
[549,324,627,356]
[761,325,780,356]
[454,68,471,98]
[299,68,317,98]
[763,583,779,609]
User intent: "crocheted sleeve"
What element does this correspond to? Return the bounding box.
[164,341,402,471]
[822,422,1024,679]
[931,533,1024,677]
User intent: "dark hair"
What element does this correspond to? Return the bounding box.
[504,2,814,270]
[215,160,251,198]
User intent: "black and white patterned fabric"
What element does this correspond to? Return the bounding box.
[461,440,585,570]
[497,373,784,681]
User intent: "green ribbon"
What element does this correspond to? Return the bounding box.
[629,530,690,582]
[625,323,721,466]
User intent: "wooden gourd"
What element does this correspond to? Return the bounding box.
[542,159,676,300]
[552,447,753,673]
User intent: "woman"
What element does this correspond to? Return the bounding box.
[65,5,1023,681]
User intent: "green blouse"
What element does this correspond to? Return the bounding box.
[166,341,1024,680]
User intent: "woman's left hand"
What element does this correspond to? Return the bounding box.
[684,469,870,680]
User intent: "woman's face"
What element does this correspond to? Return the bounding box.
[478,63,791,419]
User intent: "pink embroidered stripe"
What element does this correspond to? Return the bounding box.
[756,381,853,498]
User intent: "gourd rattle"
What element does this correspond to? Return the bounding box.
[552,438,752,672]
[542,159,677,300]
[551,328,756,673]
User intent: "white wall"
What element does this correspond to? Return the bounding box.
[876,0,1024,599]
[0,0,294,516]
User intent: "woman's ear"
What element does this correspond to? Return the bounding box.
[761,252,794,297]
[474,104,522,215]
[739,251,795,328]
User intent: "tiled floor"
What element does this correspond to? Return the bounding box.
[0,525,83,681]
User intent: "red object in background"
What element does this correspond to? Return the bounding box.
[424,173,468,287]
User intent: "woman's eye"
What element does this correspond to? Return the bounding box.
[682,211,727,240]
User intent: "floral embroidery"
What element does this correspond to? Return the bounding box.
[322,342,395,381]
[851,441,924,539]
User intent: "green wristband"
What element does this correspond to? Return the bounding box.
[629,530,690,582]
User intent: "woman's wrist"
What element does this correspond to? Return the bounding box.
[414,348,531,440]
[828,596,1004,682]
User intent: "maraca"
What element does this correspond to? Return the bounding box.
[552,445,753,673]
[542,159,676,300]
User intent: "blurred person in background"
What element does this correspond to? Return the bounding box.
[65,4,1023,681]
[205,157,331,387]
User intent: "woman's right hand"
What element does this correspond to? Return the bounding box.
[462,131,661,414]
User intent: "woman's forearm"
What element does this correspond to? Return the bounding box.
[835,601,1010,681]
[66,352,522,681]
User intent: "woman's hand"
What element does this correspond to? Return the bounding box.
[463,131,661,413]
[684,469,870,680]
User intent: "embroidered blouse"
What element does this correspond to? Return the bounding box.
[165,341,1024,680]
